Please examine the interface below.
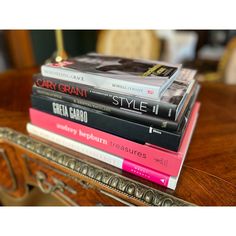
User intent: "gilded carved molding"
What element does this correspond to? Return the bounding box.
[0,128,194,206]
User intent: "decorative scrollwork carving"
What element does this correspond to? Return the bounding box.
[36,171,60,194]
[35,171,77,195]
[0,128,194,206]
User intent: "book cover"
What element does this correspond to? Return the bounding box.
[32,85,197,131]
[27,123,174,188]
[34,67,196,120]
[29,102,200,176]
[31,94,194,151]
[41,53,182,99]
[27,104,199,190]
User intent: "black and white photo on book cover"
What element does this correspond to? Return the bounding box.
[161,68,196,105]
[43,53,182,98]
[69,53,181,84]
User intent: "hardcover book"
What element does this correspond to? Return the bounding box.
[34,68,196,120]
[29,102,200,176]
[32,83,198,131]
[30,90,198,151]
[27,123,177,189]
[27,97,199,190]
[41,53,182,99]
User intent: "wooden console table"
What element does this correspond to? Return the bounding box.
[0,69,236,206]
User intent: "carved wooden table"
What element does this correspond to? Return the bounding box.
[0,70,236,206]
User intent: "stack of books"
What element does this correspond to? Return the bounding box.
[27,53,200,190]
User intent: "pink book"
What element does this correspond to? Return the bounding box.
[27,123,175,188]
[27,103,199,189]
[29,102,200,176]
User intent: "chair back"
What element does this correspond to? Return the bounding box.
[218,37,236,81]
[197,36,236,83]
[96,30,160,60]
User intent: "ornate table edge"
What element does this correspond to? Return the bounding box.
[0,127,195,206]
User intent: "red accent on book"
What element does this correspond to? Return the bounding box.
[29,102,200,176]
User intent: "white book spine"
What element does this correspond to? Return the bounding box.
[27,123,123,169]
[41,65,165,99]
[26,123,179,190]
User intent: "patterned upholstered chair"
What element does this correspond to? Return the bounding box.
[96,30,161,60]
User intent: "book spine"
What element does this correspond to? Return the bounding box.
[32,86,180,131]
[27,123,176,189]
[31,94,182,151]
[41,65,168,99]
[34,75,177,120]
[29,108,183,176]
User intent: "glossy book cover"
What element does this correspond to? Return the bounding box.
[41,53,182,99]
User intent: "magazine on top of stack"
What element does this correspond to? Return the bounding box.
[28,52,201,190]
